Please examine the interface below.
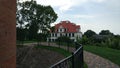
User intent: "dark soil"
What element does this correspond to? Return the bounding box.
[16,46,64,68]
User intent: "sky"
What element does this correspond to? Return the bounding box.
[23,0,120,35]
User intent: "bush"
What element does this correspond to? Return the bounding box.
[56,36,76,48]
[78,36,90,45]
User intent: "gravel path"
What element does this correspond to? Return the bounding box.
[17,46,64,68]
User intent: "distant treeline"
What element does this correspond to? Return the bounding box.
[78,30,120,50]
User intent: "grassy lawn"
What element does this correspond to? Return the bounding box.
[84,45,120,66]
[35,45,71,57]
[17,40,37,44]
[23,40,37,43]
[84,63,88,68]
[56,42,75,47]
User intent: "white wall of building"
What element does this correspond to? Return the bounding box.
[47,32,82,42]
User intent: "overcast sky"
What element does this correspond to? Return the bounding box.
[23,0,120,35]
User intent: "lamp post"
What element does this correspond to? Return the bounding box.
[0,0,16,68]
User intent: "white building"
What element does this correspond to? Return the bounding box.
[47,21,82,42]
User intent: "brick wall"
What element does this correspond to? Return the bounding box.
[0,0,16,68]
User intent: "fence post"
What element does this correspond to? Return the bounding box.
[81,46,84,68]
[50,43,84,68]
[72,52,74,68]
[67,42,69,52]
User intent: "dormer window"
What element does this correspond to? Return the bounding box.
[58,28,64,32]
[58,25,64,32]
[60,29,62,32]
[64,28,67,32]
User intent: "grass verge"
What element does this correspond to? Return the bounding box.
[35,45,71,57]
[23,41,37,43]
[55,42,75,47]
[84,63,88,68]
[84,45,120,66]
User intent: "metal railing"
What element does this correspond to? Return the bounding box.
[50,44,83,68]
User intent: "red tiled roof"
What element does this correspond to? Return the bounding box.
[54,21,80,33]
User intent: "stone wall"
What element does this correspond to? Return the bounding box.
[0,0,16,68]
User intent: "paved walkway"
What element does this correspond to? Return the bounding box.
[23,42,120,68]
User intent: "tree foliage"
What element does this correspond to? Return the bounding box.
[79,29,120,50]
[50,26,55,33]
[99,30,113,35]
[16,0,58,41]
[84,30,96,38]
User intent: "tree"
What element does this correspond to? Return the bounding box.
[50,26,55,32]
[16,27,27,45]
[84,30,96,38]
[99,30,113,35]
[78,35,89,45]
[92,35,109,44]
[16,0,58,41]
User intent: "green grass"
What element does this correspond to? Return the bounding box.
[17,40,37,45]
[84,62,88,68]
[23,41,37,43]
[35,45,71,57]
[84,45,120,66]
[56,42,76,47]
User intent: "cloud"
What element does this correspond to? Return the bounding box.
[36,0,96,12]
[36,0,74,12]
[21,0,107,12]
[91,0,106,3]
[74,15,96,19]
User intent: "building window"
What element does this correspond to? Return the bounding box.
[52,33,54,37]
[69,33,71,37]
[72,33,74,37]
[55,33,57,37]
[60,29,62,32]
[60,33,62,36]
[64,28,67,32]
[65,33,67,37]
[58,28,65,32]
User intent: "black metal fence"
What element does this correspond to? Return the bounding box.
[50,44,83,68]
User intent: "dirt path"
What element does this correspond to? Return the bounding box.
[17,46,65,68]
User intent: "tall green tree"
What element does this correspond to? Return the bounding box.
[16,0,58,41]
[84,30,96,38]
